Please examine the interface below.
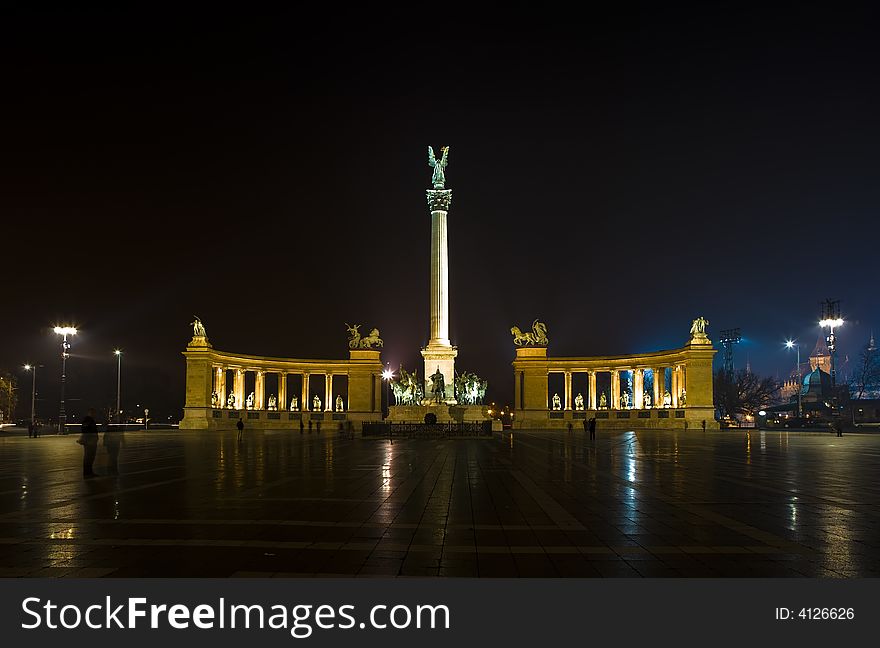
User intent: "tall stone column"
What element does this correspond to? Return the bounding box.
[234,369,244,410]
[421,187,458,401]
[278,372,287,411]
[654,368,662,406]
[255,371,265,410]
[633,369,644,409]
[564,371,572,410]
[325,374,333,411]
[588,371,597,409]
[302,373,310,411]
[216,367,226,407]
[611,370,620,410]
[671,367,680,407]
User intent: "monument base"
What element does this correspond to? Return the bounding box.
[421,343,458,402]
[387,403,491,424]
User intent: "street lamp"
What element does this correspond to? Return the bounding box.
[785,340,802,419]
[382,366,394,418]
[819,299,844,417]
[114,350,123,422]
[23,364,41,424]
[53,326,77,434]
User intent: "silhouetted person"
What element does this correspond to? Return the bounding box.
[834,419,843,437]
[588,417,596,441]
[104,419,125,475]
[299,418,304,434]
[78,408,99,477]
[27,422,34,438]
[308,419,313,433]
[567,422,573,434]
[316,420,321,433]
[237,417,244,441]
[701,419,707,432]
[582,418,589,435]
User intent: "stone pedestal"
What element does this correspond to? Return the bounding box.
[421,343,458,403]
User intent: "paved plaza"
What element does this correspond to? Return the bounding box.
[0,427,878,577]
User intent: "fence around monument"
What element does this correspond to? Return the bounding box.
[362,421,493,438]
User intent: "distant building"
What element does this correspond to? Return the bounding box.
[780,335,831,402]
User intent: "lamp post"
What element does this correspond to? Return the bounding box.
[53,326,77,434]
[114,350,122,422]
[23,364,39,424]
[382,366,393,418]
[785,340,802,419]
[819,299,844,417]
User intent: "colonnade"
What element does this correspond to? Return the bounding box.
[554,365,687,410]
[212,367,347,412]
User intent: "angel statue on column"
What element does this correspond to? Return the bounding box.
[428,145,450,189]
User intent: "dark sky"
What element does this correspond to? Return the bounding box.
[2,4,878,420]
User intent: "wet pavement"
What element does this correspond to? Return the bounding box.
[0,427,877,577]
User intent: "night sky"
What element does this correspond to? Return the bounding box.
[2,4,878,420]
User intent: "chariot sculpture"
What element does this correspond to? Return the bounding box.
[511,319,549,346]
[346,323,384,349]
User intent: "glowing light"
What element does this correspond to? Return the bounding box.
[758,410,767,416]
[785,340,794,349]
[819,318,844,328]
[382,369,393,381]
[114,349,122,356]
[53,326,77,335]
[24,364,32,371]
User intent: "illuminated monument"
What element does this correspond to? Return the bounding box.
[421,146,457,402]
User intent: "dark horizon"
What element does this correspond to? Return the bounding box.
[2,4,878,420]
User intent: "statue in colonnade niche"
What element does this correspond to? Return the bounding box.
[335,395,344,412]
[313,395,322,411]
[268,395,277,411]
[599,392,607,409]
[663,390,671,407]
[679,390,687,406]
[574,393,584,411]
[227,391,236,409]
[211,391,219,408]
[551,393,562,411]
[644,392,651,408]
[622,392,631,409]
[246,392,254,410]
[290,395,299,411]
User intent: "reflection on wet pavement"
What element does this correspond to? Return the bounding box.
[0,427,877,577]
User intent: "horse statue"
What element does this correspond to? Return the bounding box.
[510,319,549,346]
[360,328,383,348]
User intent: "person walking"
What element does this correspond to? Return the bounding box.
[236,417,244,442]
[701,419,707,432]
[78,408,100,477]
[104,418,125,475]
[834,418,843,437]
[588,416,596,441]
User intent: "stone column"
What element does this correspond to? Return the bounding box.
[302,373,310,411]
[216,367,226,408]
[611,370,620,409]
[680,365,687,405]
[633,369,644,409]
[671,366,679,407]
[255,371,265,409]
[588,371,597,409]
[278,372,287,410]
[421,187,457,399]
[654,368,662,407]
[325,374,333,411]
[234,369,244,410]
[564,371,572,410]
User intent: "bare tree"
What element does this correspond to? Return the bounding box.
[714,369,778,419]
[849,338,880,400]
[0,374,18,423]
